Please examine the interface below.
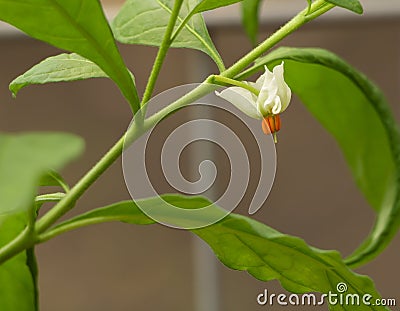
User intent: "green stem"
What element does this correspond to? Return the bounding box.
[0,0,335,264]
[210,75,260,96]
[35,193,65,205]
[0,227,35,264]
[305,2,332,21]
[37,216,135,244]
[34,117,156,235]
[34,138,123,233]
[140,0,184,113]
[223,0,333,79]
[170,10,194,43]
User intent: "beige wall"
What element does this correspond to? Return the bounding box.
[0,15,399,311]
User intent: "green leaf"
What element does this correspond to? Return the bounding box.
[192,0,242,13]
[0,0,139,111]
[10,53,107,97]
[238,47,400,268]
[326,0,363,14]
[0,132,83,309]
[241,0,263,45]
[50,195,390,310]
[0,213,37,311]
[39,170,70,192]
[0,132,84,214]
[195,215,389,311]
[112,0,225,71]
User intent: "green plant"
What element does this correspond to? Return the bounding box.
[0,0,398,310]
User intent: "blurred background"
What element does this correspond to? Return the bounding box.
[0,0,399,310]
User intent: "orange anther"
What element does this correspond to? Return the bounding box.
[262,115,281,135]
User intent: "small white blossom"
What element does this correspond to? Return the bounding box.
[216,62,292,119]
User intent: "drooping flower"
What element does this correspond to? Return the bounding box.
[216,62,291,140]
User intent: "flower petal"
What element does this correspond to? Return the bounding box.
[256,67,279,115]
[273,62,292,112]
[254,66,273,90]
[216,87,261,119]
[271,96,282,115]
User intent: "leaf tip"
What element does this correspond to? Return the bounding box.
[352,1,364,14]
[9,81,22,98]
[10,88,18,99]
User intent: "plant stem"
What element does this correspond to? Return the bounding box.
[0,227,35,264]
[34,138,123,233]
[140,0,184,112]
[223,0,333,79]
[35,193,65,205]
[210,75,260,96]
[37,216,142,244]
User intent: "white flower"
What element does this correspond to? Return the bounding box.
[215,62,292,119]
